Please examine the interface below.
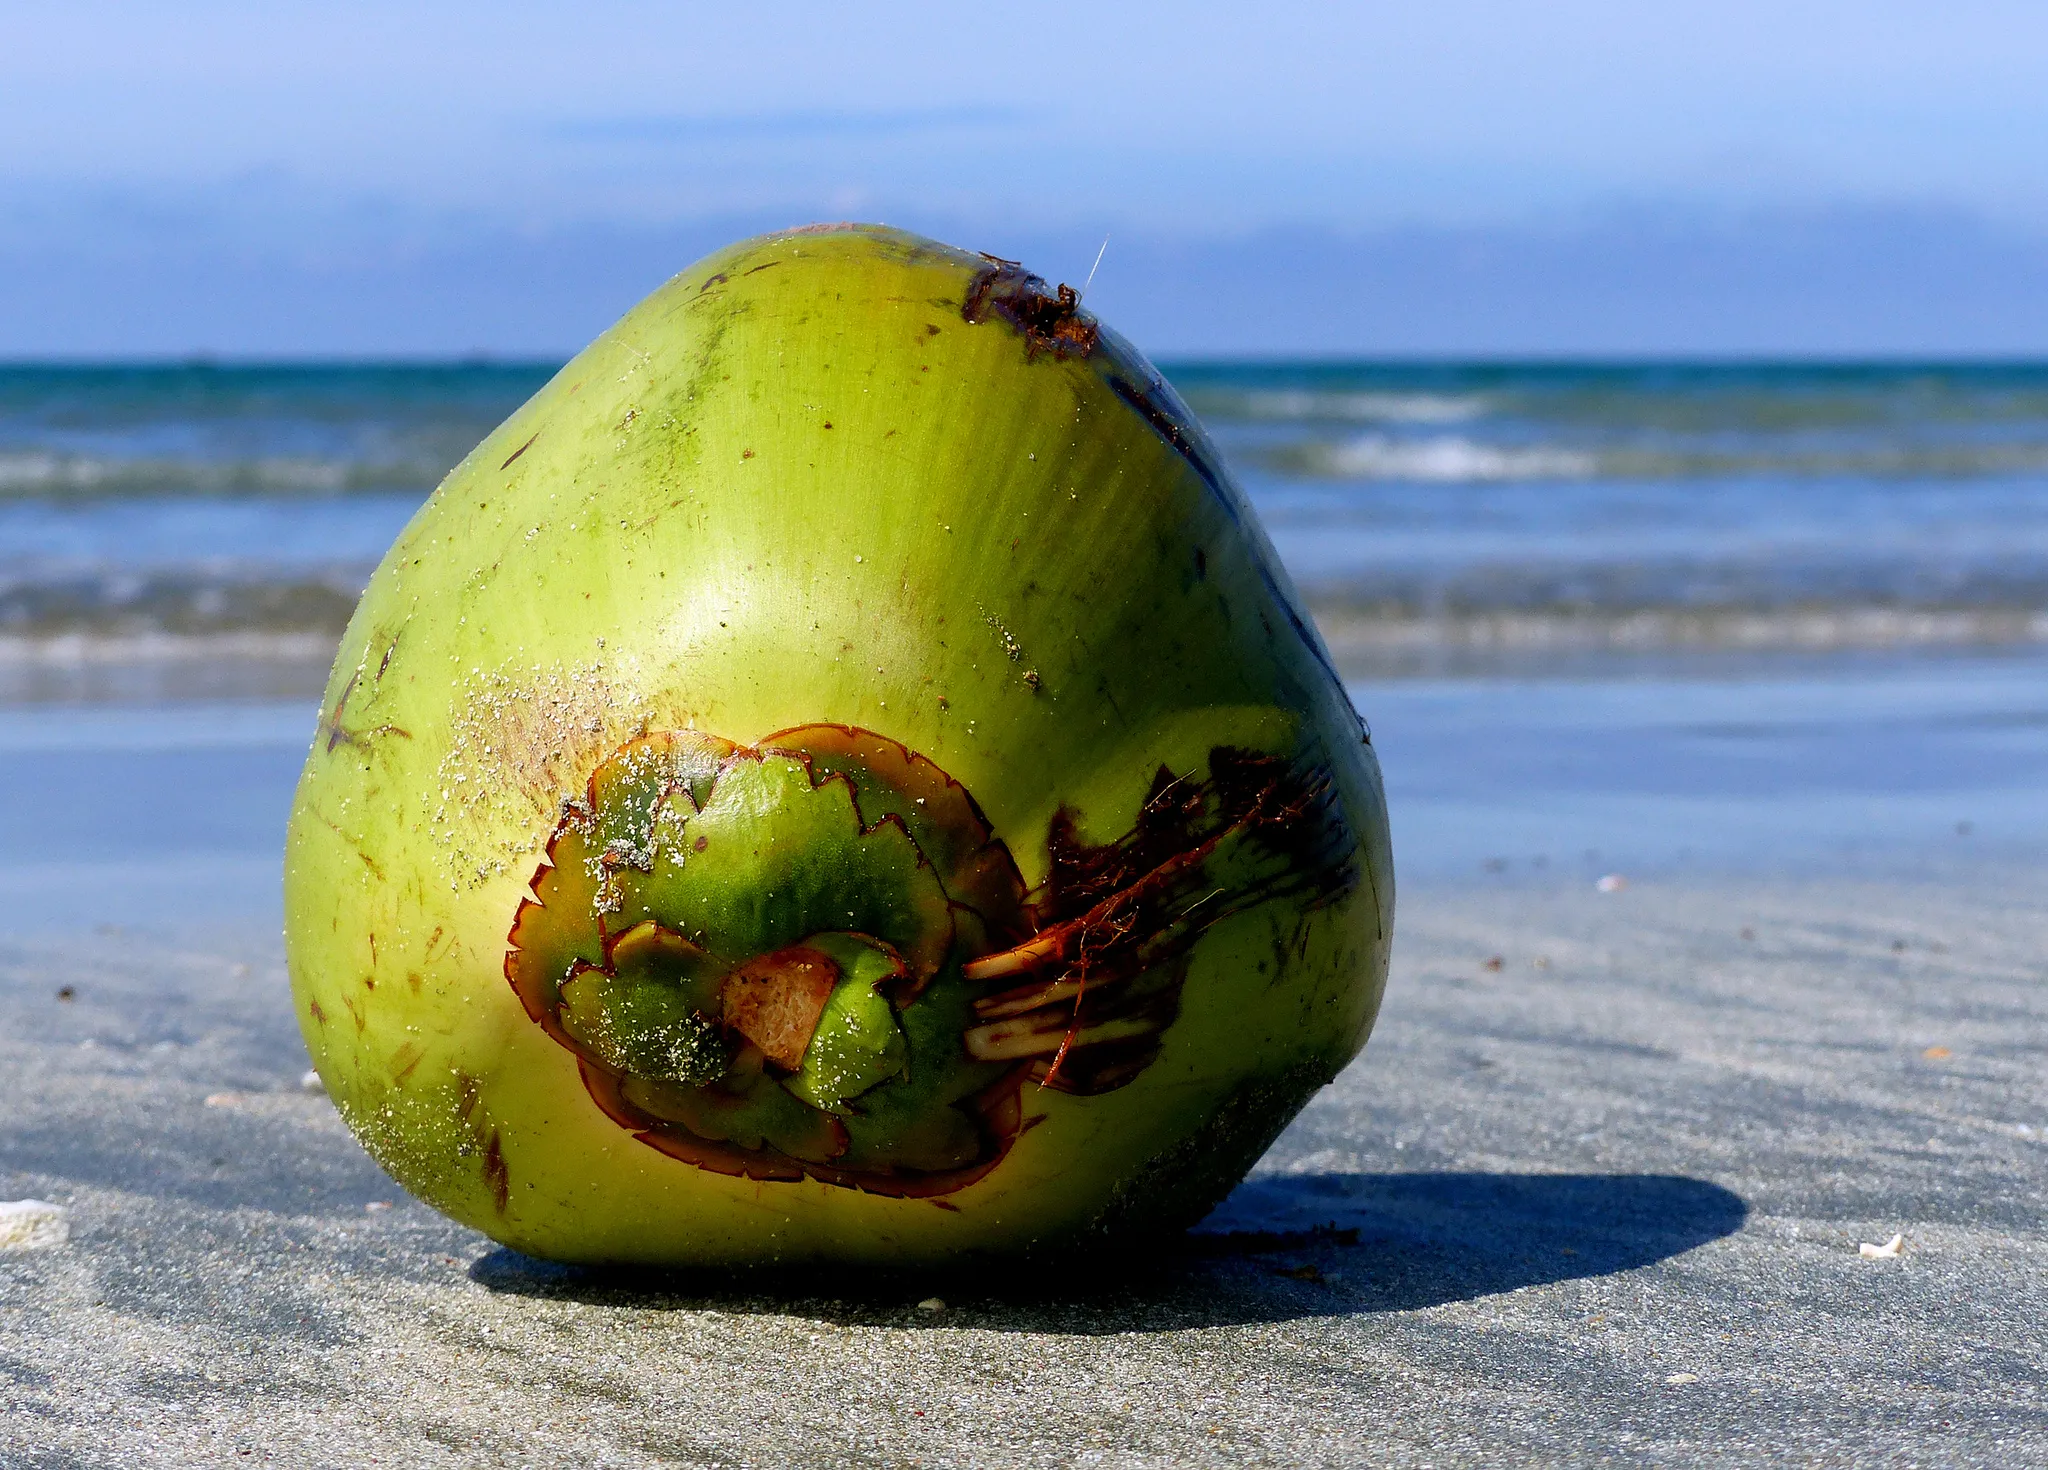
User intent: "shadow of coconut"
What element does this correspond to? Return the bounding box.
[468,1170,1747,1333]
[1196,1170,1749,1313]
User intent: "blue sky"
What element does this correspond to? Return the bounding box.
[5,1,2048,355]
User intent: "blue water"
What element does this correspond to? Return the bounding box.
[1189,363,2048,631]
[4,360,2048,647]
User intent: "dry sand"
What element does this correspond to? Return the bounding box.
[3,871,2044,1468]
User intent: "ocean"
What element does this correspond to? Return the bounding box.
[2,359,2045,926]
[1176,361,2048,673]
[8,360,2048,686]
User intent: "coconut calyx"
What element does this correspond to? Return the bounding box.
[505,724,1356,1196]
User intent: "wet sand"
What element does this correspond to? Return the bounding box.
[3,870,2045,1467]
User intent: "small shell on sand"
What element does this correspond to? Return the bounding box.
[0,1199,69,1251]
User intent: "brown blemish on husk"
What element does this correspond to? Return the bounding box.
[390,1043,423,1085]
[482,1130,510,1213]
[450,1068,515,1213]
[962,748,1355,1093]
[499,433,540,471]
[962,257,1099,360]
[321,667,412,755]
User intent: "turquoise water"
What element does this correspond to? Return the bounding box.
[4,360,2048,649]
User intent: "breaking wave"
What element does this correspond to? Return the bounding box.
[1261,438,2048,484]
[0,564,367,638]
[0,450,441,499]
[1183,389,1490,424]
[1278,435,1598,482]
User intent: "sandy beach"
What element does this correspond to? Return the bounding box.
[2,870,2043,1466]
[2,658,2045,1466]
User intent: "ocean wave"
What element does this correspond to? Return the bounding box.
[1309,602,2048,664]
[0,566,366,637]
[1185,390,1489,425]
[1277,435,1599,482]
[1260,435,2048,484]
[1168,364,2048,436]
[0,631,341,703]
[1292,553,2048,616]
[0,450,443,499]
[0,629,342,666]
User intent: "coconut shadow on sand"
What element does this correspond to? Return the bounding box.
[468,1170,1748,1333]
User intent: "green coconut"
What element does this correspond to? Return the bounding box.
[283,224,1394,1269]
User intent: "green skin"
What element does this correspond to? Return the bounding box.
[285,224,1395,1268]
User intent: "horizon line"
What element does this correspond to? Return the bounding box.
[7,351,2048,372]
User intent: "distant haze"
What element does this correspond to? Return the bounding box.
[6,1,2048,357]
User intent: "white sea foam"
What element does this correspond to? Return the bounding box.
[1313,435,1597,482]
[0,451,394,497]
[1241,391,1487,424]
